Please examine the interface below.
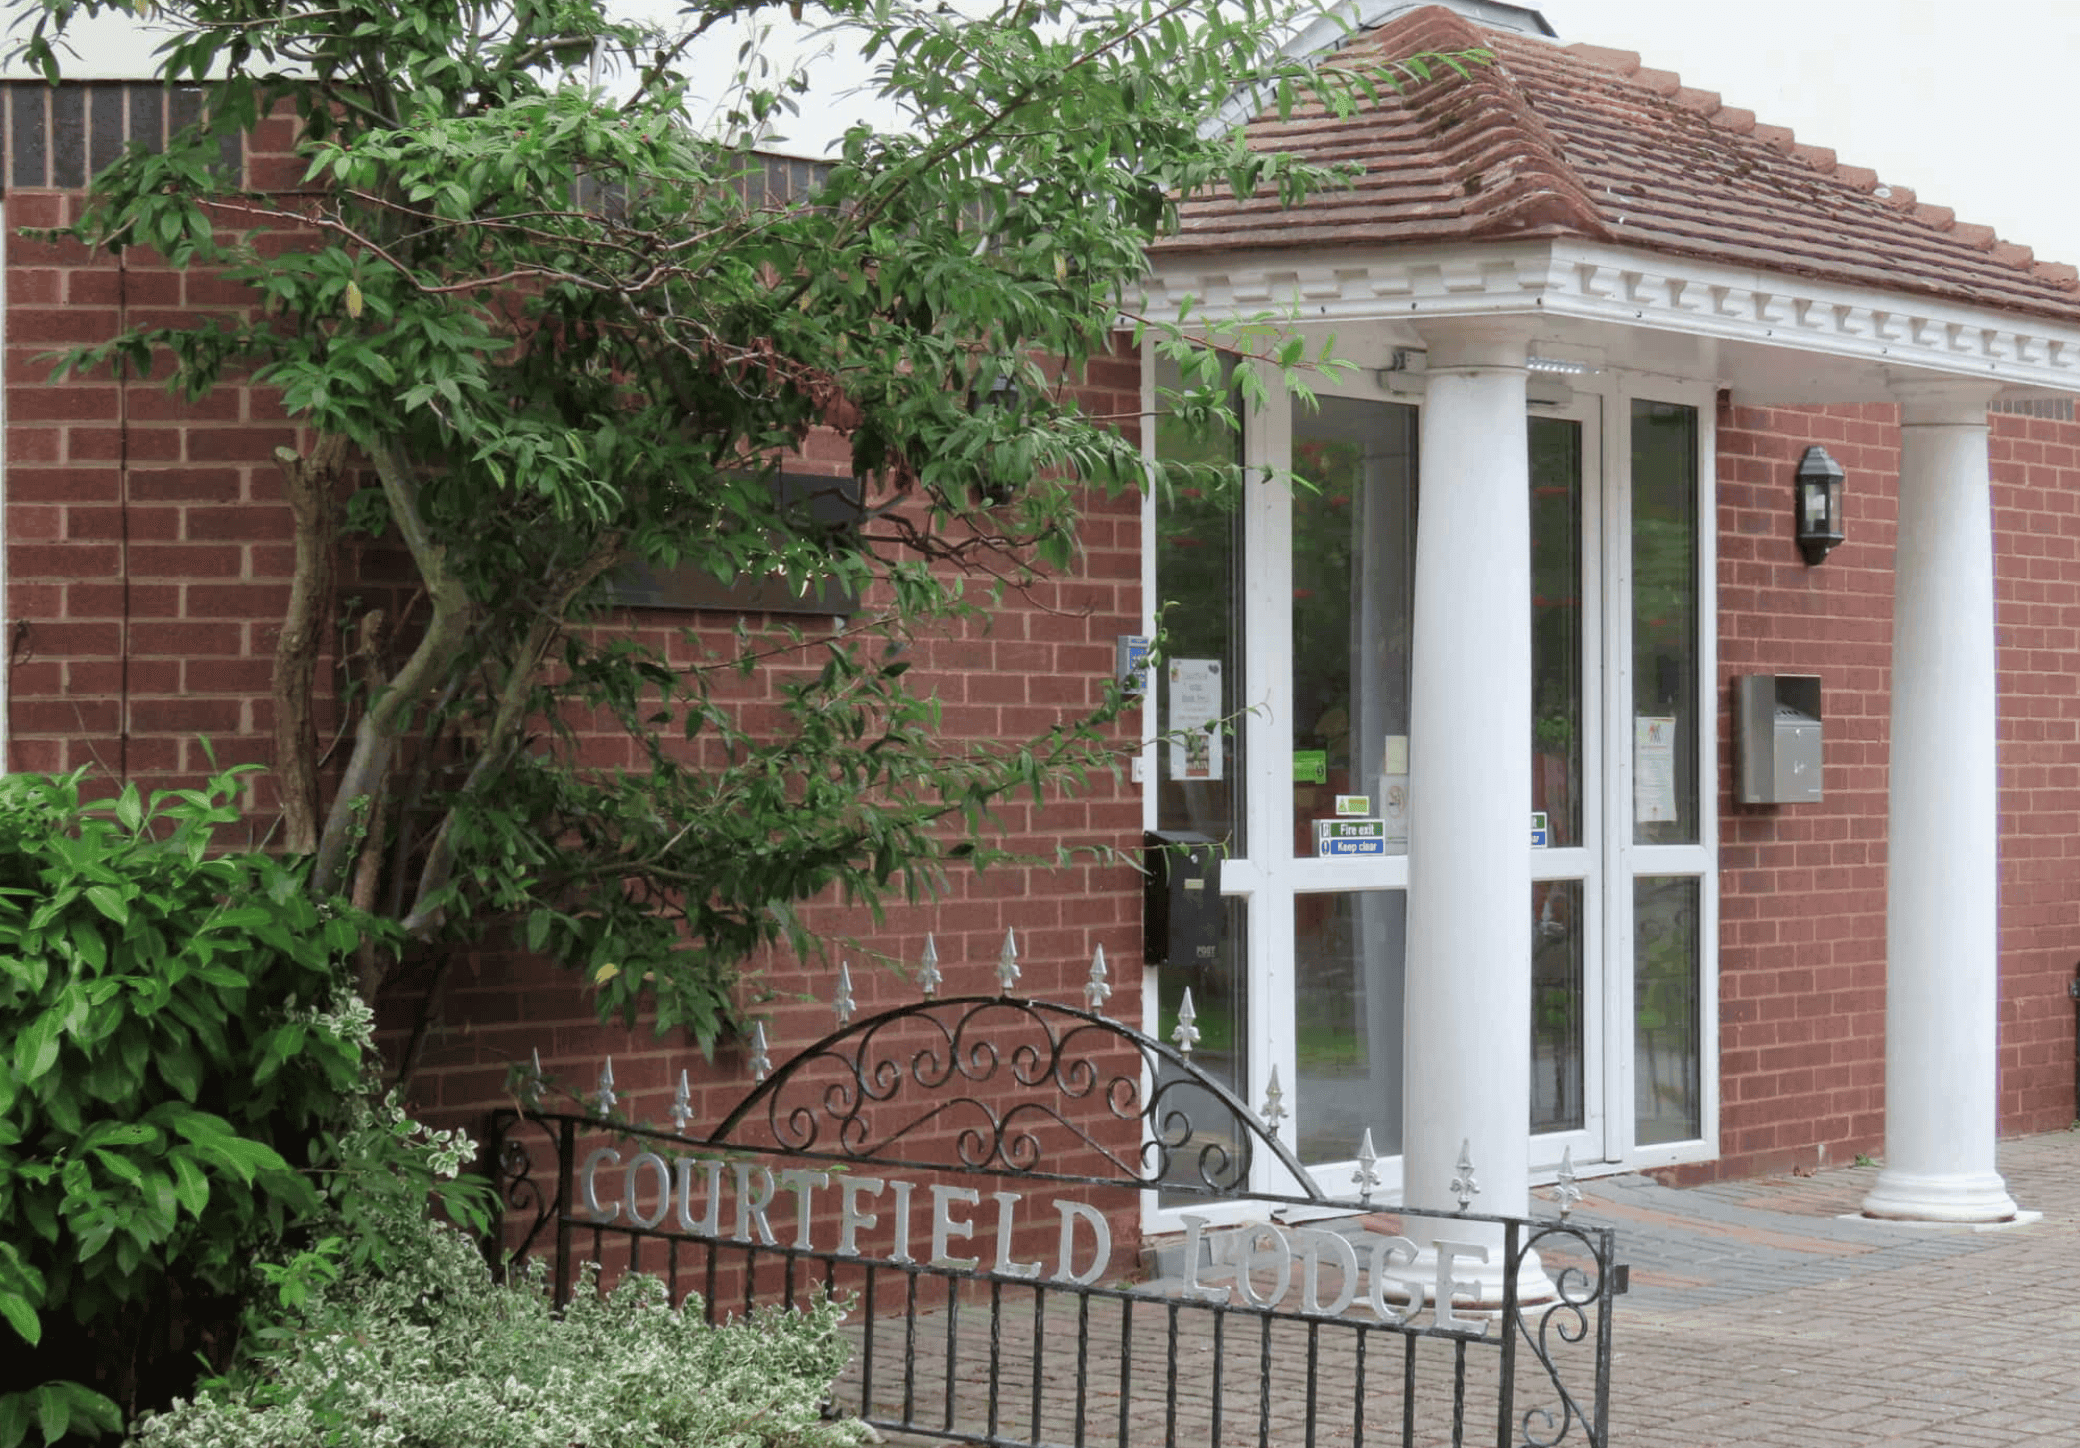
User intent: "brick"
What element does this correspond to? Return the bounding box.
[128,543,245,578]
[126,467,245,503]
[10,307,121,345]
[7,386,120,421]
[129,698,246,734]
[184,426,303,462]
[9,542,118,578]
[185,583,291,618]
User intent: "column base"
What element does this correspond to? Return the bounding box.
[1860,1167,2018,1223]
[1381,1242,1556,1315]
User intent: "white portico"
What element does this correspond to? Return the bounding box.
[1136,1,2080,1260]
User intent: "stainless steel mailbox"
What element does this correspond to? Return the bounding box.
[1736,674,1823,804]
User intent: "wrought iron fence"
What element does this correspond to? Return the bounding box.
[490,937,1619,1448]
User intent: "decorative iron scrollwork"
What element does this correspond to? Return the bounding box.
[703,994,1320,1199]
[1515,1221,1616,1448]
[490,1118,555,1267]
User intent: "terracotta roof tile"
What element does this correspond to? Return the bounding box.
[1670,86,1720,116]
[1566,43,1640,74]
[1165,4,2080,326]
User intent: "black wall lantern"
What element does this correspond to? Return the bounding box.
[1794,444,1846,565]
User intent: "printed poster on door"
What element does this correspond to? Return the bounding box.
[1168,659,1223,781]
[1635,715,1678,823]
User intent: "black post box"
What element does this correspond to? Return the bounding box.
[1144,830,1222,971]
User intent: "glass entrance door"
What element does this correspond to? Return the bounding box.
[1146,359,1713,1225]
[1529,407,1605,1169]
[1527,392,1713,1174]
[1286,396,1417,1173]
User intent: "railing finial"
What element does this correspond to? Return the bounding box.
[1084,944,1112,1013]
[748,1021,772,1083]
[521,1047,545,1108]
[996,927,1020,996]
[1171,988,1201,1056]
[1452,1138,1481,1214]
[669,1069,694,1135]
[1554,1145,1582,1219]
[591,1057,618,1118]
[1259,1064,1287,1139]
[918,933,943,999]
[1352,1127,1381,1204]
[834,959,856,1027]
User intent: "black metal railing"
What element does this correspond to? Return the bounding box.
[490,990,1617,1448]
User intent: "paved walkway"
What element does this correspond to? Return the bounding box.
[1572,1130,2080,1446]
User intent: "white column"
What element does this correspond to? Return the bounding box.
[1397,320,1545,1304]
[1862,378,2017,1223]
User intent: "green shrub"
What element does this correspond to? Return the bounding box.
[0,766,470,1444]
[134,1217,867,1448]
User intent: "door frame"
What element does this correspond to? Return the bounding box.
[1599,371,1721,1175]
[1528,392,1608,1173]
[1138,352,1720,1236]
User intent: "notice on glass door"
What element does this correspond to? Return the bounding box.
[1168,659,1223,781]
[1635,716,1679,824]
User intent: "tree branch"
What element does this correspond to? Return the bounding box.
[310,440,477,899]
[398,531,625,937]
[270,435,349,856]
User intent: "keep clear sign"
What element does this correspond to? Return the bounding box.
[1168,659,1223,780]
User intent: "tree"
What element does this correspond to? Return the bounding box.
[20,0,1459,1062]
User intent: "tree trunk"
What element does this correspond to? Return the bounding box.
[270,437,349,857]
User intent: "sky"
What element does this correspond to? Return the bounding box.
[15,0,2080,269]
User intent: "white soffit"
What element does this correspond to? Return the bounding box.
[1142,240,2080,404]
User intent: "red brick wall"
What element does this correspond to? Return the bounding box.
[1712,400,1898,1181]
[1707,398,2080,1183]
[3,137,1151,1230]
[1986,408,2080,1134]
[5,178,315,789]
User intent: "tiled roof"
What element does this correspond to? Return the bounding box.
[1167,5,2080,326]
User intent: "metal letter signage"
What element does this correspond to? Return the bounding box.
[581,1153,1116,1286]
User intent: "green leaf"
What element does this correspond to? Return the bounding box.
[33,1384,69,1445]
[168,1152,209,1217]
[156,1046,202,1102]
[0,1391,29,1448]
[0,1294,39,1348]
[11,1019,57,1086]
[83,886,128,926]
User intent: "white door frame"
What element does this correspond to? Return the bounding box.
[1139,355,1720,1235]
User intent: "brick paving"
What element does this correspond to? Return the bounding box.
[835,1129,2080,1445]
[1583,1130,2080,1447]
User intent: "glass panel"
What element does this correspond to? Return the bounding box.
[1634,876,1702,1145]
[1531,418,1584,848]
[1290,398,1418,857]
[1632,400,1700,845]
[1531,879,1586,1134]
[1154,358,1244,849]
[1295,891,1406,1163]
[1156,897,1247,1201]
